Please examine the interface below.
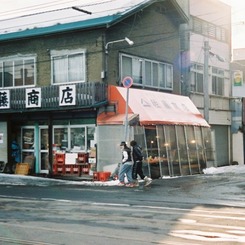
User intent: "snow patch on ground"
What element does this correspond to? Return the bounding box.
[0,165,244,187]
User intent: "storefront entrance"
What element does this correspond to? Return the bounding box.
[19,119,96,175]
[21,126,49,174]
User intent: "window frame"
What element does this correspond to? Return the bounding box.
[53,124,95,152]
[0,55,36,88]
[190,63,204,93]
[211,67,225,96]
[120,53,173,90]
[51,49,86,85]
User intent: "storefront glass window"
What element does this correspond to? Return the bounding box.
[87,127,95,150]
[145,127,160,179]
[22,128,34,150]
[156,126,170,176]
[203,127,215,162]
[54,128,68,151]
[176,126,189,175]
[53,125,95,153]
[165,125,180,176]
[185,126,199,174]
[195,126,206,171]
[40,128,49,172]
[21,127,35,173]
[71,127,85,151]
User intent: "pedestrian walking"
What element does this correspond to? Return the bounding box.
[130,140,152,186]
[118,141,134,187]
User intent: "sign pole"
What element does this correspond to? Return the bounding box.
[124,87,129,142]
[122,76,133,142]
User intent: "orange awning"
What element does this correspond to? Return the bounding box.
[97,85,209,127]
[97,112,139,125]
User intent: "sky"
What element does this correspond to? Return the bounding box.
[220,0,245,49]
[0,0,245,49]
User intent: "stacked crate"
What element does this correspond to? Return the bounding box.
[88,147,96,175]
[77,153,89,175]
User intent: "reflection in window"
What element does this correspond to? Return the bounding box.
[54,128,68,151]
[120,53,173,90]
[71,128,85,151]
[22,128,34,150]
[53,125,95,153]
[87,127,95,149]
[0,58,35,88]
[176,126,189,175]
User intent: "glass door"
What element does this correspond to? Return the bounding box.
[40,127,49,173]
[21,127,35,173]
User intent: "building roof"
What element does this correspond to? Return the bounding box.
[0,0,188,41]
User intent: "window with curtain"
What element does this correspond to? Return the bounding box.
[51,49,86,84]
[120,53,173,90]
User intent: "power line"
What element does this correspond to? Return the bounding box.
[0,3,187,34]
[0,0,114,20]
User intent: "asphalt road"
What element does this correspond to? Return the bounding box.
[0,171,244,244]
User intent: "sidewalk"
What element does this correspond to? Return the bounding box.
[0,165,244,188]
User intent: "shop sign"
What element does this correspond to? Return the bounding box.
[0,90,10,109]
[233,70,243,87]
[15,163,30,175]
[59,84,76,106]
[26,88,41,108]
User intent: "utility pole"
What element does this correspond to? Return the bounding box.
[204,41,210,122]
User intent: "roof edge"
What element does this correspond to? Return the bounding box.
[0,15,119,42]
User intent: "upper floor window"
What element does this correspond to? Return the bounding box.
[212,67,225,96]
[190,63,204,93]
[51,49,86,84]
[191,16,227,42]
[120,53,173,90]
[0,56,35,88]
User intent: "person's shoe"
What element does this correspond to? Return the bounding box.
[125,183,135,188]
[144,176,152,186]
[118,182,125,186]
[134,180,139,187]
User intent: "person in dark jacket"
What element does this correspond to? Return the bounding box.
[118,141,135,187]
[130,140,152,186]
[10,139,21,173]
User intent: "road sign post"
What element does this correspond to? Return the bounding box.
[122,77,133,142]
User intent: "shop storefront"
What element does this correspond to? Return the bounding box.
[19,118,96,174]
[97,86,215,178]
[0,82,107,176]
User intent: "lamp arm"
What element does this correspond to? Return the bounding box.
[105,39,125,52]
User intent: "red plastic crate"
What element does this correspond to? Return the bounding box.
[81,163,90,174]
[93,171,99,181]
[65,164,79,174]
[98,171,111,182]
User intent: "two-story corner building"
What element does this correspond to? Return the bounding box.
[0,0,214,179]
[180,0,233,167]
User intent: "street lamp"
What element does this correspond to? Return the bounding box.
[104,37,134,79]
[105,37,134,54]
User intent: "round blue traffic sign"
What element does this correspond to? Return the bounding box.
[122,76,133,88]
